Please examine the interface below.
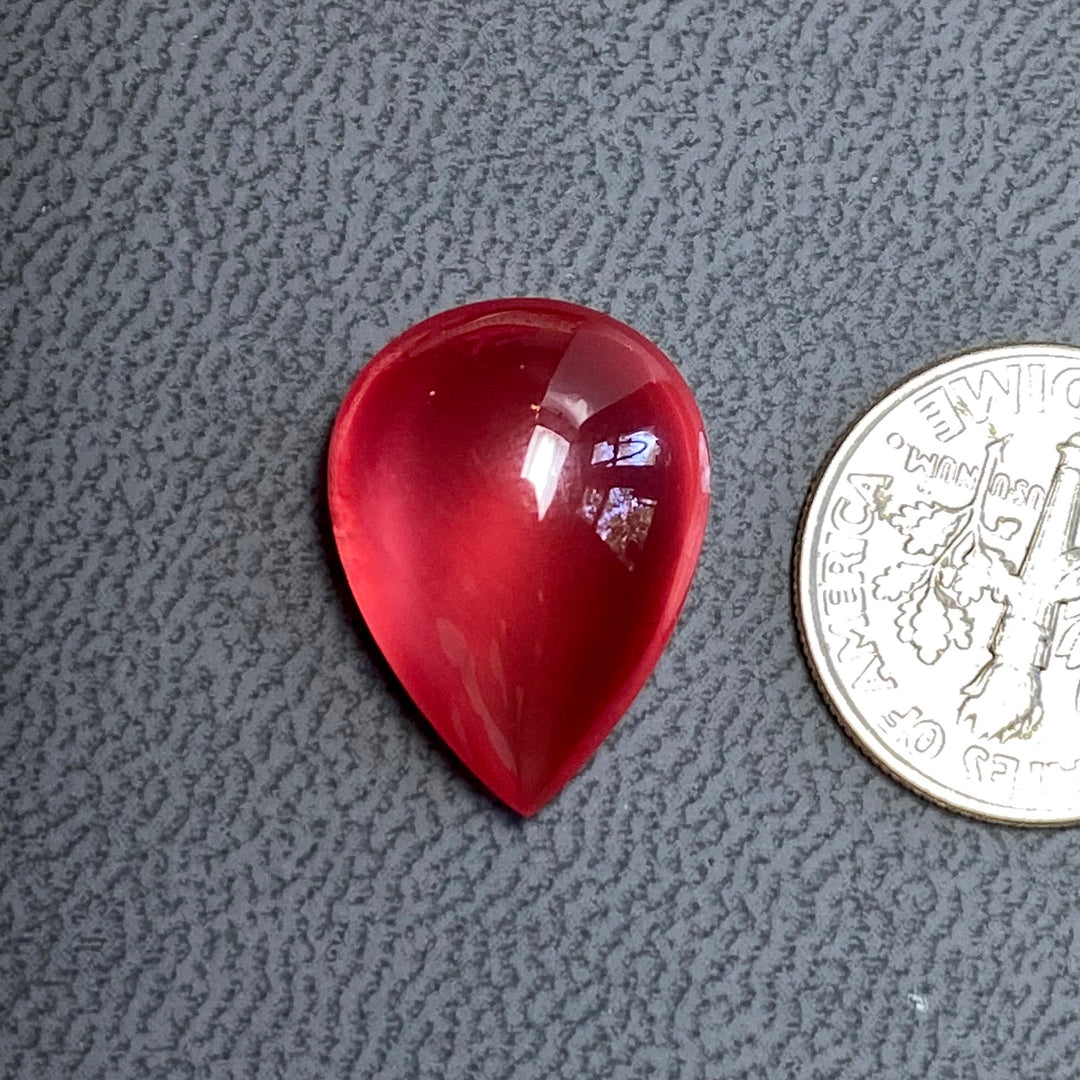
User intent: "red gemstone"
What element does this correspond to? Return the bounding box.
[328,299,710,814]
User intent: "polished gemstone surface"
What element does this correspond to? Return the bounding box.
[328,298,710,814]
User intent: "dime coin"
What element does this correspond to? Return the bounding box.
[797,344,1080,824]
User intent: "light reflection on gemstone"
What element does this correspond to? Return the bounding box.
[591,429,661,467]
[542,389,591,427]
[615,429,661,467]
[521,424,570,519]
[595,487,658,568]
[579,485,605,524]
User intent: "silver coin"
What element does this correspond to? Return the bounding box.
[797,344,1080,825]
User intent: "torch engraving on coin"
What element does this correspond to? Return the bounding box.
[874,434,1080,743]
[798,345,1080,824]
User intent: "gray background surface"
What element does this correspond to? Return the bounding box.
[4,0,1080,1076]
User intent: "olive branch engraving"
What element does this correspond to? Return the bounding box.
[874,434,1080,741]
[872,438,1018,665]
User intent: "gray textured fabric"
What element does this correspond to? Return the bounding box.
[5,0,1080,1076]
